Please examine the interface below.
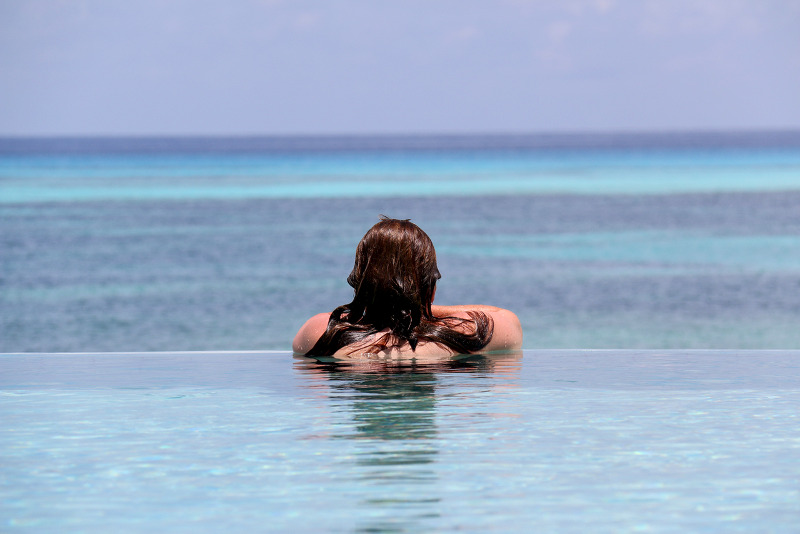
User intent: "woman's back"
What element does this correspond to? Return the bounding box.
[294,305,522,359]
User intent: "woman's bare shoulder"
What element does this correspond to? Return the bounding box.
[482,307,523,351]
[292,312,331,354]
[432,304,523,351]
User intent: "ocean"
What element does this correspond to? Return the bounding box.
[2,131,800,352]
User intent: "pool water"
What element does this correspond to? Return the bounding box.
[2,350,799,532]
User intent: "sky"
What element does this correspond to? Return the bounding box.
[1,0,799,136]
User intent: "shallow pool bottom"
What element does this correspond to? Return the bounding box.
[2,350,799,533]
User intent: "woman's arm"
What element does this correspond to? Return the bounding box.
[432,304,523,352]
[292,312,331,354]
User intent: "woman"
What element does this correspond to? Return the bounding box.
[293,217,523,358]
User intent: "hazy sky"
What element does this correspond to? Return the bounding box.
[2,0,799,136]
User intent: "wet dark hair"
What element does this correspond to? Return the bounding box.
[307,216,493,356]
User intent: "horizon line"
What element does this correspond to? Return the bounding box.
[2,127,800,140]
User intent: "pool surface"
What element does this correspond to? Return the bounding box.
[2,350,799,532]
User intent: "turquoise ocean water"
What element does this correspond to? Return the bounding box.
[1,132,800,351]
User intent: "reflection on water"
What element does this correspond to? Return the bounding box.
[294,353,522,532]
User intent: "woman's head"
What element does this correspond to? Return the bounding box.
[346,217,441,339]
